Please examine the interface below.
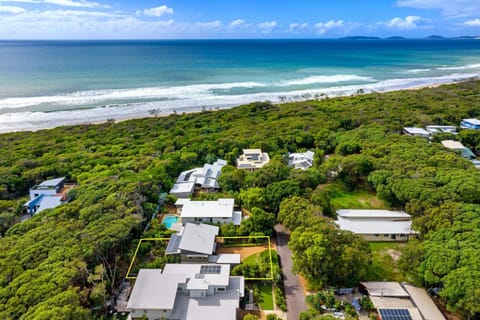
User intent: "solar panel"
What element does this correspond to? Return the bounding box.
[379,309,412,320]
[200,265,221,274]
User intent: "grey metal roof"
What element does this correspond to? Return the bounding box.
[165,234,182,255]
[169,276,244,320]
[126,269,187,310]
[402,284,446,320]
[361,282,410,297]
[38,177,65,187]
[178,223,219,255]
[336,219,415,235]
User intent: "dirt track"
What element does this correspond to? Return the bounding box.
[218,243,273,260]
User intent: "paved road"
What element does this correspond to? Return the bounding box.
[275,224,307,320]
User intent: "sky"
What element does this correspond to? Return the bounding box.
[1,0,480,39]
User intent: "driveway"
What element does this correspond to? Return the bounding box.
[274,224,307,320]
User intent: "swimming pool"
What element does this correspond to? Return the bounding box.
[162,215,179,229]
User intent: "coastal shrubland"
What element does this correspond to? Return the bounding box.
[1,80,480,318]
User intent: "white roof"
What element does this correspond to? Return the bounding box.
[237,149,270,169]
[24,194,64,214]
[336,209,411,219]
[425,125,457,133]
[163,263,230,288]
[180,199,235,219]
[242,148,262,154]
[336,219,415,235]
[462,118,480,125]
[209,254,241,264]
[127,269,187,310]
[170,182,195,195]
[37,177,65,187]
[178,223,219,255]
[403,127,430,135]
[403,284,446,320]
[175,159,227,189]
[233,211,242,225]
[361,282,410,297]
[169,276,244,320]
[441,140,465,150]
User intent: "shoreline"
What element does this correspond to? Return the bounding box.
[0,78,476,134]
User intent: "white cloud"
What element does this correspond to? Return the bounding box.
[3,0,40,3]
[139,5,173,17]
[195,20,222,29]
[314,20,344,34]
[47,0,106,8]
[4,0,107,5]
[397,0,480,17]
[258,20,277,34]
[464,19,480,27]
[230,19,246,28]
[0,5,26,13]
[386,15,422,29]
[289,22,308,32]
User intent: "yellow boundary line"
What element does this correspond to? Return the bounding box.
[126,235,274,281]
[125,238,170,279]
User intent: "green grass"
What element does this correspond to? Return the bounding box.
[366,242,406,282]
[327,183,385,210]
[369,242,399,252]
[258,285,274,310]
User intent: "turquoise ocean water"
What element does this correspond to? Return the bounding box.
[1,39,480,132]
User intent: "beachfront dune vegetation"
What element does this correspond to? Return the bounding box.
[0,80,480,318]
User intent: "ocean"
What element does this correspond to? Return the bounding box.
[1,39,480,133]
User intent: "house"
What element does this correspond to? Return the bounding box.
[288,151,314,170]
[175,198,242,226]
[165,223,241,264]
[236,149,270,171]
[460,118,480,130]
[23,177,74,216]
[165,223,219,262]
[402,127,430,138]
[360,282,446,320]
[425,125,457,134]
[335,209,418,242]
[127,264,245,320]
[441,140,479,167]
[170,159,227,198]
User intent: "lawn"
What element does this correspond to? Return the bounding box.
[258,284,274,310]
[326,183,385,210]
[366,242,406,282]
[369,241,398,252]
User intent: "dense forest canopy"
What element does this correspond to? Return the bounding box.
[1,80,480,318]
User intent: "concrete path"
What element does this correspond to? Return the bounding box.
[274,224,307,320]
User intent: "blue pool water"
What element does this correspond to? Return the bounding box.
[162,215,179,229]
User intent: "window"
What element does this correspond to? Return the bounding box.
[374,234,379,237]
[217,287,226,292]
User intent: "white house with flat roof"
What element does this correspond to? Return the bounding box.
[170,159,227,198]
[176,198,242,225]
[360,282,446,320]
[335,209,417,241]
[236,149,270,171]
[460,118,480,130]
[23,177,74,216]
[426,125,457,134]
[127,264,244,320]
[288,150,314,170]
[402,127,430,138]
